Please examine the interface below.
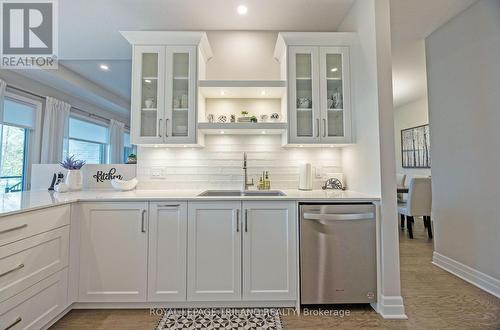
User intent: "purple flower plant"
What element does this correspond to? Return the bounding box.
[60,155,86,170]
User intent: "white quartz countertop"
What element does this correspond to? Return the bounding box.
[0,189,380,217]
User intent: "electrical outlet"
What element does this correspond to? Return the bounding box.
[314,167,322,179]
[150,167,165,178]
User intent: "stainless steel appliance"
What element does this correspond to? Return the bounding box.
[300,203,377,304]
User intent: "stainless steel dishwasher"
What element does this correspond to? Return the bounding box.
[300,203,377,304]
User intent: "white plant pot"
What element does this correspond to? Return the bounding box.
[65,170,83,191]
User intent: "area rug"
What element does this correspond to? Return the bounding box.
[155,308,283,329]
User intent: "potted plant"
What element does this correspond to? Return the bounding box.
[60,155,86,191]
[127,153,137,164]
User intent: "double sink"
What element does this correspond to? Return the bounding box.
[198,190,286,197]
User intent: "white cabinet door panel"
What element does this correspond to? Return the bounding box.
[148,202,187,302]
[242,201,297,301]
[78,202,148,302]
[187,202,241,301]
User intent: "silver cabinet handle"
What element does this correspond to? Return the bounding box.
[0,223,27,235]
[303,212,375,221]
[141,210,147,233]
[244,209,248,232]
[158,119,162,137]
[236,209,240,232]
[165,118,169,137]
[157,204,180,208]
[323,118,327,137]
[4,316,22,330]
[0,263,24,278]
[316,118,320,137]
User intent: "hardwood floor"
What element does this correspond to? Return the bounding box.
[51,219,500,329]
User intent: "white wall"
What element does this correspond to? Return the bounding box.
[394,97,431,178]
[339,0,406,318]
[205,31,281,80]
[426,0,500,293]
[137,135,342,190]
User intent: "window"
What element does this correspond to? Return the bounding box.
[123,132,137,163]
[0,96,40,192]
[68,117,108,164]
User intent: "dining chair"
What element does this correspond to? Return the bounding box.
[396,173,407,228]
[398,177,432,239]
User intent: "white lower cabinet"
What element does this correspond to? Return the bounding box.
[0,269,68,330]
[242,201,297,301]
[187,202,242,301]
[77,202,149,302]
[187,201,297,302]
[148,202,188,302]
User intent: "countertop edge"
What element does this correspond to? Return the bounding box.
[0,190,381,218]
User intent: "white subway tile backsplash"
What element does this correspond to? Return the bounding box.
[137,135,342,190]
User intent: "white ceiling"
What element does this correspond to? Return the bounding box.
[11,0,480,117]
[58,0,355,60]
[60,60,132,100]
[390,0,478,108]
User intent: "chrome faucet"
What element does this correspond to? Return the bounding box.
[242,152,254,191]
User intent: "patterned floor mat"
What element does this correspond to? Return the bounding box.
[155,308,283,330]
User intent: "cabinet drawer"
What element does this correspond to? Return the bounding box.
[0,227,69,302]
[0,205,70,247]
[0,269,68,330]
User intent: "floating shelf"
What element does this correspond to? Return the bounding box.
[297,108,312,111]
[143,77,158,80]
[141,108,157,111]
[328,108,343,111]
[173,108,189,111]
[198,122,287,135]
[198,80,286,99]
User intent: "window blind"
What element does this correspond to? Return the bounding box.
[69,117,108,144]
[2,98,36,129]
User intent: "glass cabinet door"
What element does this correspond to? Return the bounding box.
[320,47,351,143]
[165,46,197,143]
[288,47,320,143]
[132,46,165,144]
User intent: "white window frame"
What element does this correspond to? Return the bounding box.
[3,91,43,191]
[68,113,109,164]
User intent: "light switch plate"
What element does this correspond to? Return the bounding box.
[150,167,165,178]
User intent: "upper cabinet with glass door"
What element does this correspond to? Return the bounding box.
[122,31,212,145]
[275,33,354,145]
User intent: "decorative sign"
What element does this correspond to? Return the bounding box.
[93,168,123,182]
[83,164,136,189]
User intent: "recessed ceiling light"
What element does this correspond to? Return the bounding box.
[261,131,266,134]
[220,131,225,134]
[144,79,152,83]
[330,67,338,72]
[237,5,248,15]
[261,90,266,96]
[100,64,109,71]
[220,90,225,96]
[299,145,303,148]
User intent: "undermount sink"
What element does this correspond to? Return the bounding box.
[198,190,286,197]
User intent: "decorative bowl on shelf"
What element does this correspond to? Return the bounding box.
[111,178,139,191]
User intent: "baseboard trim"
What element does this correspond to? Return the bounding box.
[375,295,407,319]
[433,252,500,298]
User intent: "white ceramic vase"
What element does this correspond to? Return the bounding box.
[65,170,83,191]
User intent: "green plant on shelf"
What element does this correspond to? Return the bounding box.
[241,110,249,116]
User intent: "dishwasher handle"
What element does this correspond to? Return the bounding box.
[303,212,375,221]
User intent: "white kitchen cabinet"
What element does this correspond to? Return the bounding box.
[131,45,197,145]
[123,31,212,145]
[275,33,354,145]
[288,46,321,143]
[187,201,241,301]
[148,202,187,302]
[242,201,297,301]
[131,45,166,144]
[78,202,148,302]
